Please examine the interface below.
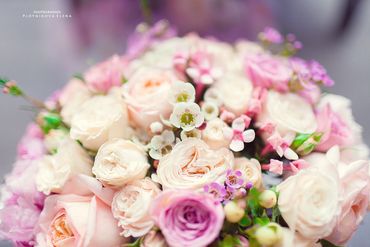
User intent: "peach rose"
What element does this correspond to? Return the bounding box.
[112,178,161,237]
[70,94,130,150]
[156,138,234,190]
[201,118,231,149]
[36,175,126,247]
[92,139,150,187]
[234,157,263,189]
[122,67,176,130]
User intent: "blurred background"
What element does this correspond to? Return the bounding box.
[0,0,369,246]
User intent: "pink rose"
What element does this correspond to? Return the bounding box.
[17,124,45,160]
[84,55,127,93]
[150,190,224,247]
[122,67,175,130]
[245,53,292,92]
[325,160,370,245]
[36,175,126,247]
[316,94,363,152]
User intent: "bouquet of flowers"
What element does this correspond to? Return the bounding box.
[1,21,369,247]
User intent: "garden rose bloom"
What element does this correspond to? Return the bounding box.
[316,94,364,152]
[257,91,317,137]
[59,79,92,125]
[277,161,340,240]
[208,73,253,116]
[84,55,127,93]
[234,157,263,189]
[202,118,231,149]
[304,150,370,246]
[93,139,150,187]
[112,178,161,237]
[0,197,41,247]
[277,228,322,247]
[326,160,370,246]
[17,124,45,160]
[36,139,93,195]
[70,94,130,150]
[36,175,125,247]
[245,53,292,92]
[150,190,224,247]
[156,138,234,190]
[141,230,168,247]
[122,67,176,130]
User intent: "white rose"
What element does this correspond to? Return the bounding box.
[202,118,231,149]
[234,157,263,189]
[276,228,322,247]
[44,129,68,153]
[92,139,150,187]
[257,91,317,136]
[156,138,234,190]
[277,162,340,240]
[70,94,130,150]
[36,139,93,194]
[112,178,161,237]
[59,79,92,125]
[122,67,176,130]
[208,73,253,115]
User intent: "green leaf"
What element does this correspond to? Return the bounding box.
[218,235,241,247]
[239,215,252,227]
[9,85,23,96]
[123,238,141,247]
[0,77,9,85]
[254,216,270,226]
[320,239,342,247]
[121,76,128,84]
[73,73,85,82]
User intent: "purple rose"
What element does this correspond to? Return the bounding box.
[150,190,224,247]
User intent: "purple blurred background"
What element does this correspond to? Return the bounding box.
[0,0,369,246]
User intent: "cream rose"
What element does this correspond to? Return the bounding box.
[234,157,263,189]
[59,78,92,125]
[201,118,231,149]
[208,73,253,116]
[141,230,168,247]
[277,228,322,247]
[36,139,93,195]
[277,162,340,240]
[70,94,130,150]
[112,178,161,237]
[257,91,317,136]
[156,138,234,190]
[92,139,150,187]
[122,67,176,130]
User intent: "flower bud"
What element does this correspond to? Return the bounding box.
[224,201,245,223]
[150,121,164,134]
[259,190,277,209]
[255,223,283,246]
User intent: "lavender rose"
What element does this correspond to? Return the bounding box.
[150,190,224,247]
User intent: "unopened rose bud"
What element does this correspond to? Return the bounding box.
[259,190,277,209]
[255,223,283,246]
[224,201,245,223]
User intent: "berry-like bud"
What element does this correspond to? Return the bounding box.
[224,201,245,223]
[255,223,283,246]
[259,190,277,209]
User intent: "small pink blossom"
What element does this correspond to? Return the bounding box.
[268,159,283,175]
[224,115,255,152]
[246,87,268,117]
[84,54,127,93]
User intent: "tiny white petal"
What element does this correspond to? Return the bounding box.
[230,139,244,152]
[186,68,200,78]
[202,101,219,121]
[242,129,255,143]
[284,148,299,160]
[150,121,163,133]
[223,127,234,140]
[200,74,213,85]
[232,117,246,132]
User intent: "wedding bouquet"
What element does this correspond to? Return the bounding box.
[1,21,369,247]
